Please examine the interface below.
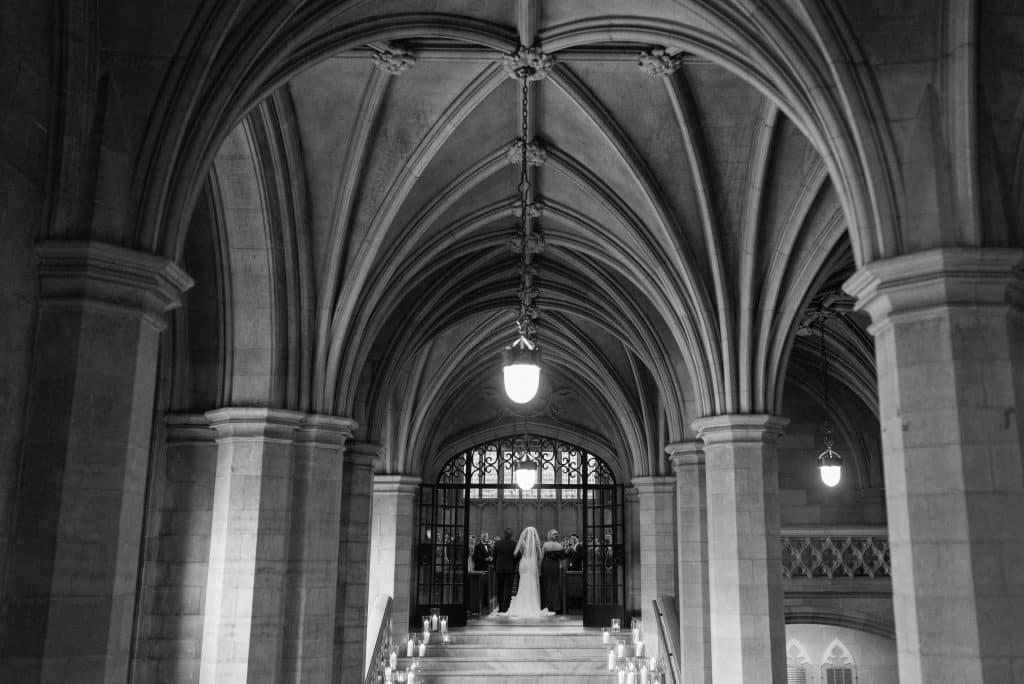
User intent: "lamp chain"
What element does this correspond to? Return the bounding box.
[820,321,833,448]
[514,66,538,343]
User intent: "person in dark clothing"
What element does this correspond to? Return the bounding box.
[491,528,519,613]
[566,533,583,571]
[472,532,492,572]
[540,529,564,613]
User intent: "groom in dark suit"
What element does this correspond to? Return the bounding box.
[492,528,519,613]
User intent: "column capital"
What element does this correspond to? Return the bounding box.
[345,441,383,469]
[631,475,676,495]
[666,440,704,469]
[372,474,421,494]
[36,240,194,329]
[164,413,214,443]
[297,414,358,446]
[204,407,306,442]
[691,414,788,445]
[843,246,1024,329]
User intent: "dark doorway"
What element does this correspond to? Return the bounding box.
[414,437,625,627]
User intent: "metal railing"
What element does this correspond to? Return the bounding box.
[363,596,393,684]
[781,528,890,579]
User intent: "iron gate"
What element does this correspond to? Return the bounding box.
[414,437,625,627]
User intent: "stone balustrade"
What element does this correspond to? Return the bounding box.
[781,528,890,580]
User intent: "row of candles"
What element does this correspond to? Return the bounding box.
[601,618,666,684]
[379,610,450,682]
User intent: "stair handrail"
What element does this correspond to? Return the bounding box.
[653,596,681,684]
[363,595,394,684]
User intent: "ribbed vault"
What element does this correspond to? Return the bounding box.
[169,1,885,479]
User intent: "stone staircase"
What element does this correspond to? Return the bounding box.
[396,615,615,683]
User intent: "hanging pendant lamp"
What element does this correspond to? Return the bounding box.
[501,58,544,404]
[817,322,843,487]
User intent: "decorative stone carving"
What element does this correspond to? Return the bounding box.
[795,290,855,335]
[508,231,546,255]
[511,200,545,219]
[372,44,416,74]
[637,46,682,76]
[781,532,891,579]
[502,46,554,81]
[506,138,547,166]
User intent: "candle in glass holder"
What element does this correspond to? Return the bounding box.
[417,640,426,658]
[384,665,392,681]
[631,617,642,630]
[617,669,626,684]
[389,649,398,669]
[607,648,616,670]
[442,632,451,644]
[439,616,448,634]
[602,628,610,644]
[406,636,414,658]
[430,609,439,631]
[627,671,637,684]
[632,627,641,644]
[422,617,430,633]
[635,640,645,658]
[610,618,621,632]
[407,670,416,684]
[616,640,626,659]
[422,630,430,645]
[640,663,650,684]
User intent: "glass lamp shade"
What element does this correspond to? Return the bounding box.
[502,344,541,404]
[819,464,842,487]
[818,446,842,487]
[514,459,538,490]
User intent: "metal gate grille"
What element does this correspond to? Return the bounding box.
[414,438,625,628]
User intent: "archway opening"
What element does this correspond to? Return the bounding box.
[415,436,625,627]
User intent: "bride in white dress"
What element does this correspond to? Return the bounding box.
[505,526,554,617]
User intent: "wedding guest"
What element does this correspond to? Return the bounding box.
[472,532,492,572]
[540,529,564,613]
[566,533,583,571]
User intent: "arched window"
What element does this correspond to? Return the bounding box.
[787,639,811,684]
[821,639,856,683]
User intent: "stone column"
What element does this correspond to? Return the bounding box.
[668,442,711,684]
[280,415,356,683]
[632,476,677,657]
[845,247,1024,684]
[624,486,642,615]
[142,414,219,683]
[692,414,788,684]
[367,475,421,636]
[199,408,304,684]
[332,442,378,683]
[0,241,191,683]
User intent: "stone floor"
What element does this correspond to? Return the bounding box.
[396,615,620,683]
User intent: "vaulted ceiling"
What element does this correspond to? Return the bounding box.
[175,1,875,479]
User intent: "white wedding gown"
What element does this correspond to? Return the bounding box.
[505,529,554,617]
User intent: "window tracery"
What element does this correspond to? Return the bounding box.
[787,639,811,684]
[821,639,856,683]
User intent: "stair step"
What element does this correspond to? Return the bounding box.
[413,675,606,679]
[391,617,629,683]
[402,646,609,658]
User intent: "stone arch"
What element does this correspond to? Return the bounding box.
[173,93,314,409]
